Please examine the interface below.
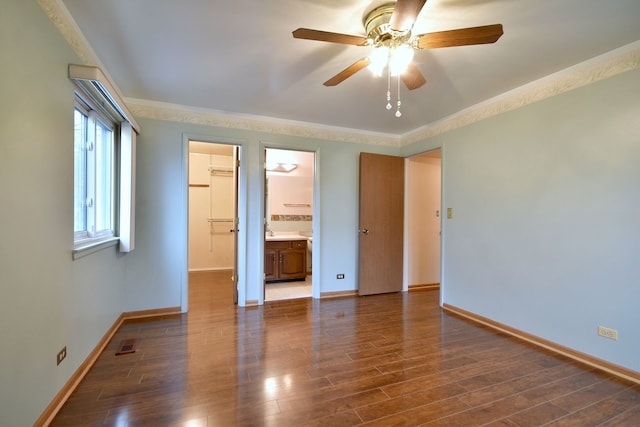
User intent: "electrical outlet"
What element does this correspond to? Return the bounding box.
[336,274,345,279]
[56,346,67,365]
[598,326,618,340]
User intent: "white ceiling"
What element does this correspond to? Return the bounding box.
[60,0,640,136]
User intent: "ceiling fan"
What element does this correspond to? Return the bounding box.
[292,0,503,91]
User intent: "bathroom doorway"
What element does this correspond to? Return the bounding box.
[188,141,239,305]
[264,148,315,301]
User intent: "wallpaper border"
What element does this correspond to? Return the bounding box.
[40,0,640,147]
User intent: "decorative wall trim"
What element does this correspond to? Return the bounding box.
[40,0,640,148]
[37,0,98,66]
[126,97,401,147]
[443,303,640,385]
[127,41,640,147]
[37,0,124,100]
[34,307,181,426]
[403,40,640,145]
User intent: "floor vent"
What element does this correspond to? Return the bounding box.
[115,339,138,355]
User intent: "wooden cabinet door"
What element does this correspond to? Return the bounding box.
[264,248,278,281]
[279,249,306,280]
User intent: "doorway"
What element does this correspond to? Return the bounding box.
[405,148,442,293]
[264,148,315,301]
[188,141,239,306]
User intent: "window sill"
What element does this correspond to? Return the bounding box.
[72,237,119,260]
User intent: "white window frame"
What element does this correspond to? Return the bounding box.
[73,92,118,249]
[70,64,139,259]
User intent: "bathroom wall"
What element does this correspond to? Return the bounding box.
[266,149,314,234]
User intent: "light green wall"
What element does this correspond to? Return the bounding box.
[405,68,640,372]
[0,1,127,425]
[124,118,398,309]
[2,1,638,425]
[0,5,395,423]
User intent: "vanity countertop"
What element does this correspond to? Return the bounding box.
[265,234,308,241]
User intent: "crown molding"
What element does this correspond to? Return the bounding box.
[37,0,400,146]
[401,40,640,145]
[40,0,639,148]
[126,98,402,147]
[38,0,127,101]
[123,41,640,147]
[38,0,102,67]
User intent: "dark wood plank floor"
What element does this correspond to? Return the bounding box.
[51,270,640,426]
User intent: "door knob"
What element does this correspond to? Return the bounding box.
[360,228,369,235]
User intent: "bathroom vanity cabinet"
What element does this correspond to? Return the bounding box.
[265,239,307,282]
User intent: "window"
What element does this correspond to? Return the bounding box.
[70,64,139,256]
[74,94,117,246]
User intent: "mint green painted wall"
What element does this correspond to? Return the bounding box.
[0,5,397,422]
[3,1,638,425]
[405,69,640,372]
[0,1,127,425]
[125,118,398,309]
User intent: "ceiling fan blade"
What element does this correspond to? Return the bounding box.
[323,57,372,86]
[292,28,368,46]
[401,63,426,90]
[416,24,504,49]
[389,0,427,32]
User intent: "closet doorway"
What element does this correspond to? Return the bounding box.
[406,148,442,295]
[264,148,315,301]
[188,141,239,305]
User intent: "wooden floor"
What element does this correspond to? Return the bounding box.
[51,270,640,426]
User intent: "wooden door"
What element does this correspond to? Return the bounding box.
[358,153,404,295]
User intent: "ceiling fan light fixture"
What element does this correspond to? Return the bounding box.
[389,43,414,76]
[368,46,389,76]
[364,3,396,41]
[292,0,503,119]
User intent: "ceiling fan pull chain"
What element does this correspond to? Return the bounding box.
[395,74,402,117]
[386,65,392,110]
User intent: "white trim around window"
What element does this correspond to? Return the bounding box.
[70,64,139,257]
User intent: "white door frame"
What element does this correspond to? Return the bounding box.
[181,134,247,311]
